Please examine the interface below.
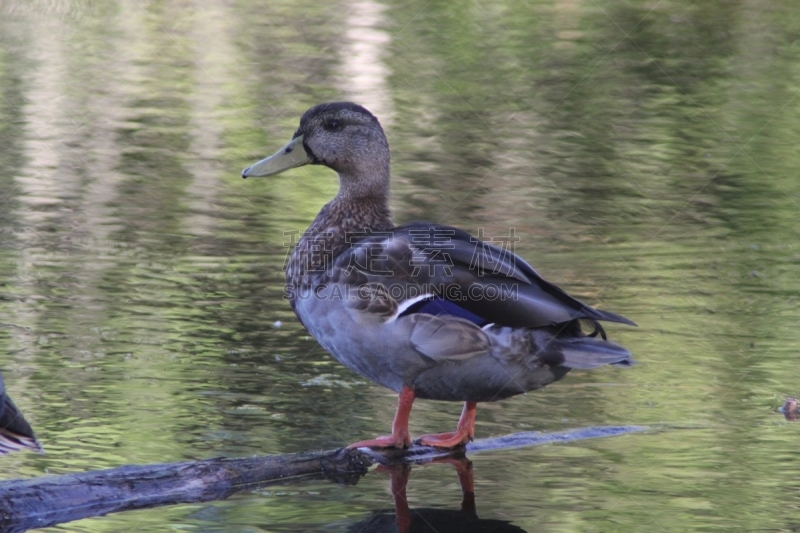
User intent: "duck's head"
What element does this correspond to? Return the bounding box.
[242,102,390,198]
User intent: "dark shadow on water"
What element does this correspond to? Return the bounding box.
[348,458,526,533]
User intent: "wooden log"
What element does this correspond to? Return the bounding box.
[0,425,645,532]
[0,448,371,532]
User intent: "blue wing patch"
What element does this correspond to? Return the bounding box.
[399,296,489,327]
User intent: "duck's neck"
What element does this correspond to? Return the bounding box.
[336,154,391,201]
[287,182,393,291]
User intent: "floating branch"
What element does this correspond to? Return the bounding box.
[0,425,646,532]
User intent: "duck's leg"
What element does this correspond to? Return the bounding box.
[415,401,477,448]
[348,386,415,449]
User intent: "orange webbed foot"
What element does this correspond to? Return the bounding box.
[414,429,472,449]
[348,386,415,449]
[415,401,477,449]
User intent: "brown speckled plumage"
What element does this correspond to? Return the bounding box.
[286,196,392,295]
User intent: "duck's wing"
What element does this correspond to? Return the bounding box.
[0,374,43,454]
[337,222,636,330]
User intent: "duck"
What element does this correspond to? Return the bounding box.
[780,397,800,421]
[242,102,635,449]
[0,373,42,454]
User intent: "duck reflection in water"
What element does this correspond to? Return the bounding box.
[349,456,525,533]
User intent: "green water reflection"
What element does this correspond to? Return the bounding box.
[0,0,799,531]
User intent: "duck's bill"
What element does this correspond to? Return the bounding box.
[242,135,311,178]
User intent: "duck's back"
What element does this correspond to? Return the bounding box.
[288,222,633,401]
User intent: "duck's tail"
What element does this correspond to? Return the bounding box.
[555,335,634,370]
[0,393,43,454]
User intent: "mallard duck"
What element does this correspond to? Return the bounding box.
[243,102,635,449]
[0,373,42,454]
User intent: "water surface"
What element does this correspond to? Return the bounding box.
[1,0,799,531]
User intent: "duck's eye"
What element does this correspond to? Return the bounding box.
[324,119,342,131]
